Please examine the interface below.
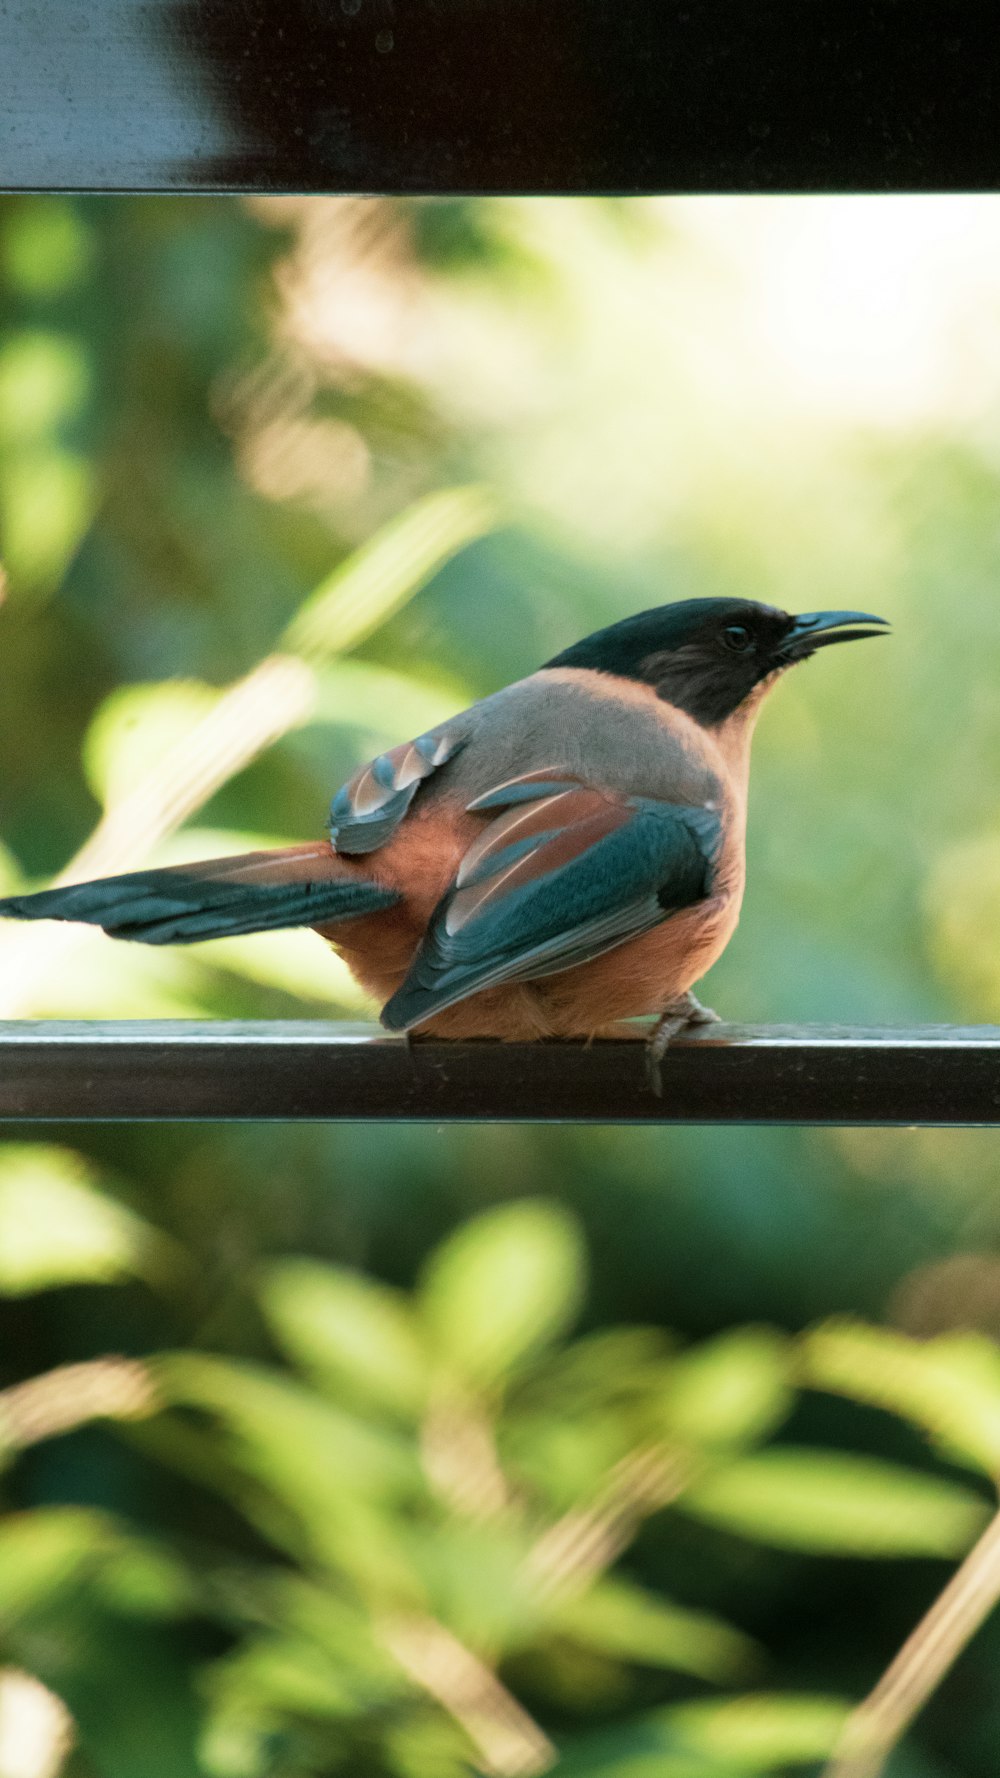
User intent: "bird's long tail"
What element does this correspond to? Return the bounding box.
[0,845,400,945]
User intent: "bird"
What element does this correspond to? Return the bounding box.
[0,598,887,1084]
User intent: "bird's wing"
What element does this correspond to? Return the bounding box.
[328,724,468,855]
[380,771,721,1030]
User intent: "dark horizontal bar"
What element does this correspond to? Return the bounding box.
[0,1022,998,1124]
[1,2,998,194]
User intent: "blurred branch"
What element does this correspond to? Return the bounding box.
[0,1357,158,1450]
[420,1385,516,1524]
[411,1391,692,1769]
[823,1502,1000,1778]
[418,1373,692,1603]
[417,1358,692,1603]
[525,1444,692,1606]
[379,1612,555,1778]
[0,486,495,1015]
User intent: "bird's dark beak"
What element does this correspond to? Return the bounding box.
[780,609,890,662]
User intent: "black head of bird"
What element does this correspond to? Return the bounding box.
[545,597,890,727]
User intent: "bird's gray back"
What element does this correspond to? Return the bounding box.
[439,669,726,809]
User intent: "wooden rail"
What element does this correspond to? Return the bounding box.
[0,1022,996,1123]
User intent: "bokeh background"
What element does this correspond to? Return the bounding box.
[2,195,1000,1777]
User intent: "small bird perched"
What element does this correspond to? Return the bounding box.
[0,599,886,1079]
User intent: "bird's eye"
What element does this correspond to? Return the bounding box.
[722,624,752,653]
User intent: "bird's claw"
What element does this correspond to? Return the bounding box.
[644,994,721,1097]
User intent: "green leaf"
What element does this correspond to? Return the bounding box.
[418,1201,586,1387]
[412,1520,540,1649]
[655,1329,792,1452]
[552,1576,757,1682]
[157,1355,424,1594]
[804,1318,1000,1477]
[264,1572,398,1693]
[199,1707,276,1778]
[522,1327,676,1414]
[501,1407,635,1515]
[94,1539,199,1620]
[555,1691,848,1777]
[666,1692,849,1770]
[0,1508,110,1625]
[282,484,497,663]
[0,1510,200,1642]
[680,1448,989,1556]
[199,1585,408,1774]
[158,1354,418,1503]
[0,1145,164,1294]
[260,1258,430,1418]
[207,1633,357,1720]
[384,1709,484,1778]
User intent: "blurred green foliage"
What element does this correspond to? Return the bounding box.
[3,194,1000,1775]
[3,1193,999,1778]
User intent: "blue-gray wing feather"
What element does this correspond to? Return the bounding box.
[381,790,720,1031]
[328,726,467,854]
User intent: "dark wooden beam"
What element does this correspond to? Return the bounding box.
[1,2,997,195]
[0,1021,996,1124]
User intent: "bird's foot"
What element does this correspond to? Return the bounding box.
[645,993,721,1097]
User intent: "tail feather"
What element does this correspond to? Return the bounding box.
[0,846,400,945]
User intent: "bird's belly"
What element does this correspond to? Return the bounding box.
[536,895,739,1034]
